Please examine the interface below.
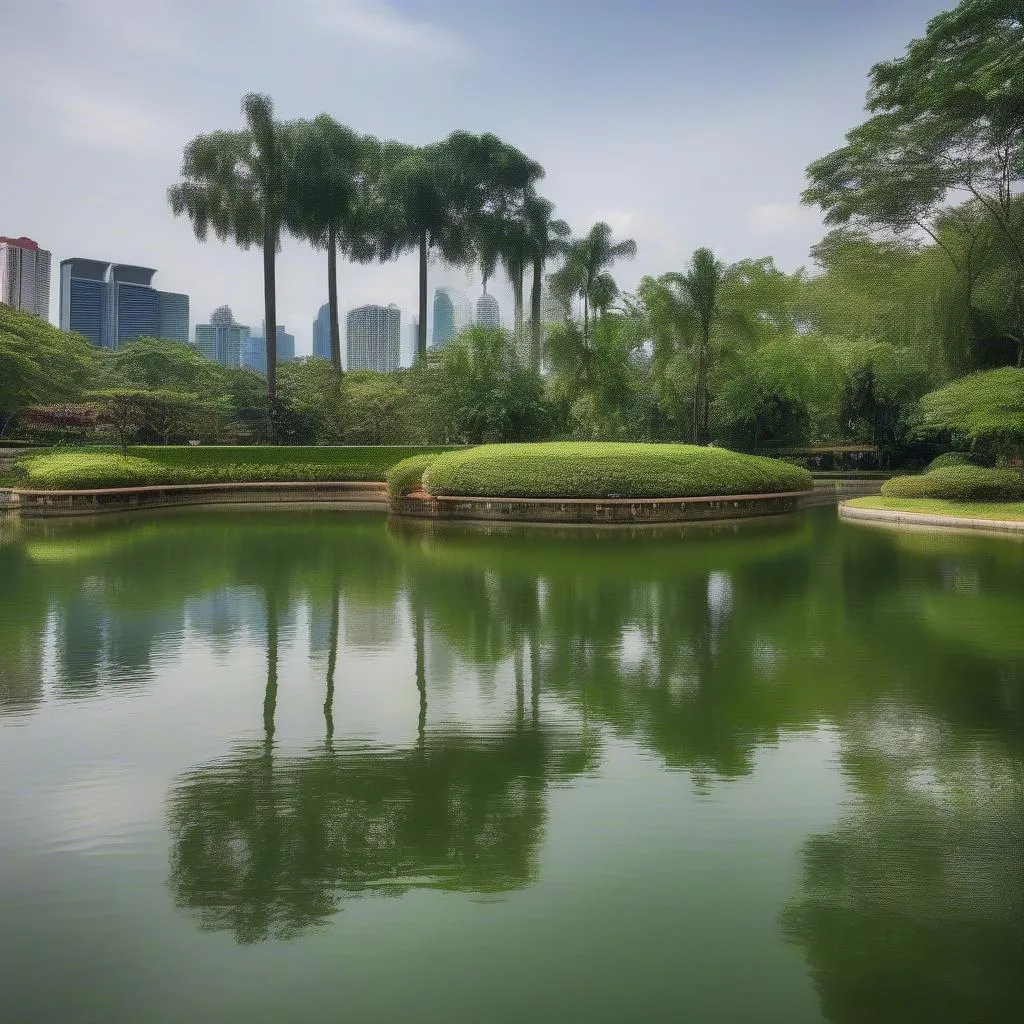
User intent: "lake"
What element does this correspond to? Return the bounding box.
[1,506,1021,1023]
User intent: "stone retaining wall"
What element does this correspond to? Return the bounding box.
[13,481,388,517]
[390,490,808,524]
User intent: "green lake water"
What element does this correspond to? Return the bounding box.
[0,506,1022,1023]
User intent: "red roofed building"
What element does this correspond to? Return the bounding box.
[0,236,51,320]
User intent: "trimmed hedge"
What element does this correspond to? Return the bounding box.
[13,446,455,490]
[881,465,1024,501]
[420,442,813,499]
[387,452,443,497]
[925,452,975,471]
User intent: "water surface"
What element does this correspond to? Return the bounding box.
[1,507,1021,1023]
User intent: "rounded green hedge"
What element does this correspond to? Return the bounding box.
[925,452,977,471]
[881,465,1024,501]
[387,453,442,497]
[420,443,813,499]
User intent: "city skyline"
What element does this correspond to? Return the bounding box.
[346,303,400,373]
[0,236,51,320]
[1,1,954,359]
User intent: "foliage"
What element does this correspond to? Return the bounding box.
[12,445,455,491]
[925,451,976,471]
[421,328,549,444]
[387,452,442,497]
[340,371,419,445]
[0,303,94,435]
[881,465,1024,501]
[421,442,813,499]
[918,367,1024,457]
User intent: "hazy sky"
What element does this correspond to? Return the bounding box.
[3,0,951,360]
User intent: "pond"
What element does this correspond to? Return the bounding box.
[0,506,1022,1024]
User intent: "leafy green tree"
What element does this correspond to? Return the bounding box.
[919,366,1024,462]
[340,371,415,445]
[90,336,226,395]
[423,327,548,444]
[275,358,346,443]
[803,0,1024,365]
[0,303,93,436]
[169,93,298,407]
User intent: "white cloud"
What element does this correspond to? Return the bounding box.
[60,0,190,59]
[748,201,819,234]
[33,78,185,154]
[301,0,466,60]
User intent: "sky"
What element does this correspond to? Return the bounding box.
[2,0,954,362]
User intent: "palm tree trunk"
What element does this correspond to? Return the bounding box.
[263,225,278,409]
[530,259,542,372]
[327,226,342,373]
[263,588,279,745]
[324,579,340,743]
[583,292,590,346]
[513,267,524,349]
[417,230,428,361]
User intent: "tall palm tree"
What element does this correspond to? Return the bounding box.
[666,247,725,444]
[289,116,375,373]
[169,93,296,408]
[550,222,636,350]
[524,195,571,372]
[383,133,543,361]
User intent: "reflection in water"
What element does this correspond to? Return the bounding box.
[2,509,1023,1020]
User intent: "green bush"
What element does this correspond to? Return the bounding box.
[387,453,442,497]
[13,445,456,490]
[421,442,813,499]
[881,465,1024,501]
[925,452,975,471]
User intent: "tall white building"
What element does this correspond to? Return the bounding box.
[474,290,501,329]
[346,304,400,372]
[0,236,52,320]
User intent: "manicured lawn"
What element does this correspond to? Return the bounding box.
[420,442,813,499]
[12,446,457,490]
[846,496,1024,521]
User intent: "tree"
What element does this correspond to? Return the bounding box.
[523,194,571,372]
[549,222,636,350]
[803,0,1024,365]
[90,336,226,395]
[423,327,549,444]
[85,388,152,454]
[382,133,544,361]
[290,118,381,372]
[919,366,1024,462]
[0,303,93,436]
[169,93,298,408]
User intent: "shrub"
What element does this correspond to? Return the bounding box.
[421,442,813,499]
[925,452,975,471]
[12,446,456,490]
[387,453,442,497]
[881,465,1024,501]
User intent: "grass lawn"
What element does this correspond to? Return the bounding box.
[418,442,813,499]
[846,496,1024,522]
[12,445,458,490]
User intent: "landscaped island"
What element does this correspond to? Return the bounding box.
[840,464,1024,533]
[388,443,813,524]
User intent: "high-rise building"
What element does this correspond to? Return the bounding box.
[474,290,501,329]
[0,236,51,320]
[243,324,296,375]
[194,305,250,368]
[58,259,188,349]
[313,303,332,361]
[346,304,400,372]
[431,288,456,348]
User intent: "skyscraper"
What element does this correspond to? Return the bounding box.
[346,304,400,372]
[194,306,250,368]
[58,259,189,349]
[312,303,332,361]
[474,290,501,329]
[243,324,296,375]
[431,288,456,348]
[0,237,51,320]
